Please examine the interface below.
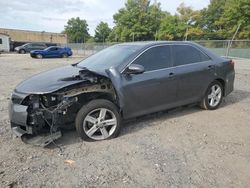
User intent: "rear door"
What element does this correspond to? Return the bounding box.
[121,45,178,119]
[172,44,215,104]
[35,43,47,50]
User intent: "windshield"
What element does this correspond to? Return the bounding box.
[77,45,142,71]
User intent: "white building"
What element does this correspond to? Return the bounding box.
[0,33,10,52]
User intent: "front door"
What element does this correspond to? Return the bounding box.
[120,45,178,119]
[46,47,59,57]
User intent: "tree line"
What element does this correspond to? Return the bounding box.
[63,0,250,43]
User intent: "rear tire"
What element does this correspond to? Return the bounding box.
[62,53,68,58]
[200,81,223,110]
[19,49,26,54]
[75,99,121,141]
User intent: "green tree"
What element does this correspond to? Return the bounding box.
[197,0,227,39]
[217,0,250,39]
[176,3,204,40]
[94,22,112,42]
[110,0,164,42]
[64,17,90,43]
[86,37,95,43]
[157,14,187,40]
[177,3,200,25]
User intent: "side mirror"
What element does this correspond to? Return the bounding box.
[125,64,145,75]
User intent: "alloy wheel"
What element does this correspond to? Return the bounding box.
[208,84,222,107]
[83,108,117,140]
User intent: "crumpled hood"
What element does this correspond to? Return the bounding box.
[15,65,105,94]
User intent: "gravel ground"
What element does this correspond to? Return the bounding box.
[0,54,250,187]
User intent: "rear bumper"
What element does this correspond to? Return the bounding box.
[224,70,235,96]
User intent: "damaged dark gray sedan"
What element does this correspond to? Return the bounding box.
[9,41,235,146]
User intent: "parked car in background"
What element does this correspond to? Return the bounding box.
[15,43,47,54]
[30,46,73,58]
[9,41,235,146]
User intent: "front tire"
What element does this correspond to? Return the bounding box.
[200,81,223,110]
[75,99,121,141]
[36,54,43,59]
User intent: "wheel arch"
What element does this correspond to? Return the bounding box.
[73,90,122,115]
[19,49,26,53]
[202,78,226,99]
[214,78,225,96]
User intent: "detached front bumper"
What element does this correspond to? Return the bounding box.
[8,91,35,137]
[8,92,63,147]
[9,101,34,137]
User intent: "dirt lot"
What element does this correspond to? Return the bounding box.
[0,53,250,187]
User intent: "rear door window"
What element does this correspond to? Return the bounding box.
[173,45,210,66]
[49,47,58,51]
[133,45,172,71]
[38,44,46,47]
[33,43,43,47]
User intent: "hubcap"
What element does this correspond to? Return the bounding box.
[83,108,117,140]
[208,84,222,107]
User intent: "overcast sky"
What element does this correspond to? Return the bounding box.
[0,0,209,35]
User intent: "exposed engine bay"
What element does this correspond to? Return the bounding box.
[10,70,117,147]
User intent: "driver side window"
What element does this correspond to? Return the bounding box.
[133,45,171,72]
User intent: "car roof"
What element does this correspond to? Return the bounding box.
[119,41,222,60]
[118,41,197,47]
[25,42,46,45]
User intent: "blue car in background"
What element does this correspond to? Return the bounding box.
[30,46,73,58]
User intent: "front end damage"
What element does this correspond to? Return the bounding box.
[9,70,117,147]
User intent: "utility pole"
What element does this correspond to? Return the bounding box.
[184,28,188,41]
[226,24,241,57]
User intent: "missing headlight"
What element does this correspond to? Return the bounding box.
[40,94,62,108]
[22,95,39,106]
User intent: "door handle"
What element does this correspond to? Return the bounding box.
[169,72,175,78]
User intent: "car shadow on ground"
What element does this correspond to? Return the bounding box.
[221,89,250,107]
[48,89,250,149]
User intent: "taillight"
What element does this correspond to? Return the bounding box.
[229,60,235,68]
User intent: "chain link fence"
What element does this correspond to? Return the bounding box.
[195,40,250,59]
[61,40,250,59]
[61,43,115,57]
